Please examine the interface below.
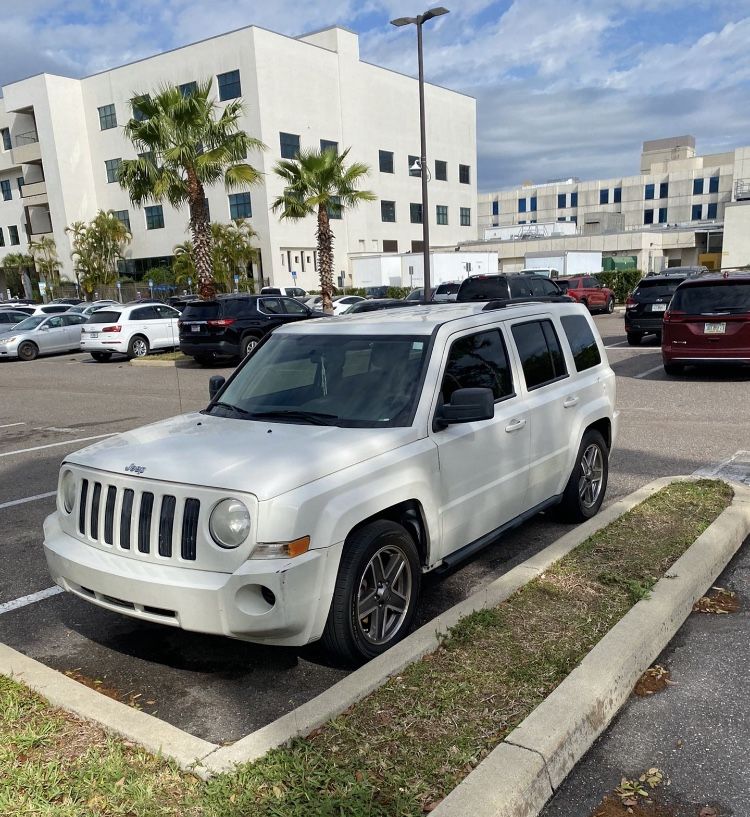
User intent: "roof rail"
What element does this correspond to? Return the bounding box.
[481,296,573,311]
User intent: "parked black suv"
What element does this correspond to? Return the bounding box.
[456,273,566,302]
[179,295,320,363]
[624,272,694,345]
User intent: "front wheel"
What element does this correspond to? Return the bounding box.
[322,520,421,665]
[127,335,149,359]
[559,430,609,522]
[626,332,642,346]
[17,341,38,361]
[606,297,615,314]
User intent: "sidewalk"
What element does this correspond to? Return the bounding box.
[541,536,750,816]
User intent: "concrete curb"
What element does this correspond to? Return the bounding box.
[128,358,194,367]
[0,643,218,772]
[199,476,681,774]
[430,481,750,817]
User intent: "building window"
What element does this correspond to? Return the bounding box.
[518,198,527,213]
[644,209,654,225]
[693,178,704,195]
[112,210,131,231]
[557,192,566,208]
[98,104,117,130]
[530,196,537,212]
[571,191,578,207]
[228,192,252,219]
[435,160,447,181]
[8,225,20,245]
[0,180,11,201]
[0,228,4,247]
[613,187,622,203]
[131,95,150,122]
[105,158,122,184]
[460,207,471,226]
[644,183,655,200]
[145,205,164,230]
[659,182,669,199]
[557,216,566,222]
[459,164,470,184]
[379,150,394,173]
[492,200,499,216]
[436,205,448,225]
[411,240,424,252]
[179,81,198,97]
[327,195,342,220]
[600,188,609,205]
[707,202,718,219]
[383,240,398,253]
[658,207,667,223]
[217,69,241,101]
[381,200,396,222]
[1,128,11,151]
[691,204,703,221]
[16,177,24,194]
[408,155,421,177]
[279,132,300,159]
[571,216,577,224]
[320,139,338,153]
[709,176,719,194]
[410,202,423,224]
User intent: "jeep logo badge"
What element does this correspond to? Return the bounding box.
[125,463,146,475]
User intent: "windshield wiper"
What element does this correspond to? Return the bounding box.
[209,401,254,418]
[248,409,339,426]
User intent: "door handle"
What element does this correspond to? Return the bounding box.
[505,418,526,433]
[563,396,580,408]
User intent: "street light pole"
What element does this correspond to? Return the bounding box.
[391,7,449,305]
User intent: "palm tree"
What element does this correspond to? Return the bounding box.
[29,235,62,299]
[173,240,196,289]
[272,148,375,313]
[91,210,131,286]
[1,252,35,300]
[118,80,265,300]
[211,219,259,292]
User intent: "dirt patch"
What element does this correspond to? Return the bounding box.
[592,795,678,816]
[693,587,740,614]
[634,665,674,697]
[64,668,155,710]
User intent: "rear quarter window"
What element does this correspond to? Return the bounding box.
[560,314,601,371]
[182,302,221,319]
[457,277,509,301]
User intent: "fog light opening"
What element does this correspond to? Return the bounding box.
[260,586,276,607]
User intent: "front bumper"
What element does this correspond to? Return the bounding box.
[0,340,20,357]
[43,512,341,646]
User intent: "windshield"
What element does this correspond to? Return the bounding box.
[670,282,750,314]
[12,316,46,332]
[210,333,429,427]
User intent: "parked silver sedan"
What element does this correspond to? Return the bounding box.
[0,313,89,361]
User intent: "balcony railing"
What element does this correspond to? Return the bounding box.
[734,179,750,201]
[15,129,39,146]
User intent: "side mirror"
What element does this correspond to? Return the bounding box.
[39,325,49,331]
[208,375,225,400]
[435,388,494,430]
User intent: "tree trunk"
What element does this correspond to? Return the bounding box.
[317,204,334,314]
[187,170,214,300]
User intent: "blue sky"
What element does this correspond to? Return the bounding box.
[4,1,750,191]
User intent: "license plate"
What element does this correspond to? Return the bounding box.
[191,325,200,333]
[704,322,726,334]
[89,332,98,339]
[651,304,667,312]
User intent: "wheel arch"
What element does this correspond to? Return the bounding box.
[345,499,430,568]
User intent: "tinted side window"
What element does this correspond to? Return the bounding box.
[441,329,514,403]
[130,306,159,320]
[530,278,560,296]
[259,298,283,315]
[512,320,567,389]
[508,277,534,298]
[281,298,308,315]
[457,277,509,301]
[155,305,179,319]
[584,277,600,288]
[561,315,601,372]
[46,316,64,328]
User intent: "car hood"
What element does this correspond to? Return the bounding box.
[64,412,420,500]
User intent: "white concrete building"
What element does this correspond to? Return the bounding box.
[351,250,497,289]
[0,24,476,292]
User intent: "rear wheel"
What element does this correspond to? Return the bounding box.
[606,296,615,313]
[664,362,684,376]
[127,335,149,359]
[559,430,608,522]
[626,331,642,346]
[17,341,38,361]
[91,352,112,362]
[322,520,421,665]
[240,334,262,358]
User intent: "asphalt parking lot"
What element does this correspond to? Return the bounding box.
[1,313,749,745]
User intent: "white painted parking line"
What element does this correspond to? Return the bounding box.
[0,433,115,458]
[0,422,25,429]
[605,341,629,348]
[634,364,665,379]
[0,586,63,616]
[0,491,57,511]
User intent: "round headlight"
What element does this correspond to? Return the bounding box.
[209,498,251,549]
[61,470,76,514]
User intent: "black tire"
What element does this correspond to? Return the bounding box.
[655,331,663,345]
[664,362,684,376]
[127,335,149,359]
[626,331,642,346]
[559,429,609,522]
[240,334,262,358]
[606,297,615,314]
[322,520,421,665]
[580,298,589,311]
[17,341,38,361]
[91,352,112,362]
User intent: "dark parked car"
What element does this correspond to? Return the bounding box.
[343,298,415,314]
[179,294,320,363]
[624,272,691,345]
[662,273,750,375]
[456,273,565,302]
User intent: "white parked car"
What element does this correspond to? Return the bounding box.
[260,286,307,298]
[44,301,617,662]
[80,302,181,361]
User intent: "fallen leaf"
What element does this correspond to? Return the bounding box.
[699,808,717,817]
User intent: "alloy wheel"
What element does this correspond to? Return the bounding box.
[132,338,148,357]
[578,443,604,509]
[356,545,413,645]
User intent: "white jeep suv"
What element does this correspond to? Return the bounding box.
[44,301,617,662]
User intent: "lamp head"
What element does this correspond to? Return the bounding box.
[391,16,416,26]
[410,159,422,172]
[423,6,449,20]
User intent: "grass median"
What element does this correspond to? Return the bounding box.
[0,479,733,817]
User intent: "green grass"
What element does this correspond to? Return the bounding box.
[137,351,190,361]
[0,480,732,817]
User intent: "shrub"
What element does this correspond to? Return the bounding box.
[597,269,642,303]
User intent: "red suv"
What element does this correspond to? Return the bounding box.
[558,276,615,314]
[662,273,750,375]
